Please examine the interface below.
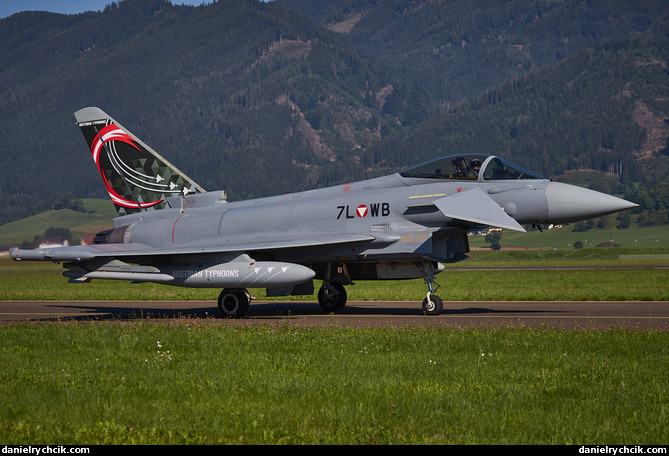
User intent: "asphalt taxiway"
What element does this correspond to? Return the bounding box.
[1,299,668,329]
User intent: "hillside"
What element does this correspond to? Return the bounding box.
[0,201,114,247]
[0,0,423,223]
[1,0,668,228]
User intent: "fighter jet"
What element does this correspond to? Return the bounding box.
[10,107,637,316]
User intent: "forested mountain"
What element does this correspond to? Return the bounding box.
[1,0,668,227]
[364,30,669,226]
[278,0,669,103]
[0,0,425,223]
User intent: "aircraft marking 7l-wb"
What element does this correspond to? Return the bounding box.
[11,107,637,316]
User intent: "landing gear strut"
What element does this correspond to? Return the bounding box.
[218,289,250,318]
[418,262,443,315]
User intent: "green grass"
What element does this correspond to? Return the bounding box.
[469,224,669,250]
[2,249,668,302]
[449,244,669,267]
[0,322,667,444]
[1,264,668,302]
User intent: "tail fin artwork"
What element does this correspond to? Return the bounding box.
[75,107,205,216]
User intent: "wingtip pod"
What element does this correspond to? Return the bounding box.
[74,107,205,216]
[74,106,108,124]
[10,247,95,262]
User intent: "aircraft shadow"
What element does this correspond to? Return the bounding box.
[41,301,563,321]
[41,303,218,321]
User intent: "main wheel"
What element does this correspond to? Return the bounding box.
[422,294,443,315]
[218,290,249,318]
[318,283,347,313]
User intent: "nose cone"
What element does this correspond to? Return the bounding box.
[545,182,636,224]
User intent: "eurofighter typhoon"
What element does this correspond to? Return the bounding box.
[11,108,637,316]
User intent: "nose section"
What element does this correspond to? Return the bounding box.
[545,182,637,224]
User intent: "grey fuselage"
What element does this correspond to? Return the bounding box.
[86,153,635,285]
[116,172,543,266]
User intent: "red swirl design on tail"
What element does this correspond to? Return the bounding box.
[90,124,163,209]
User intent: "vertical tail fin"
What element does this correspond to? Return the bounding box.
[74,107,205,216]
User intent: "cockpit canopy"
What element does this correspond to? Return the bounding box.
[399,154,544,181]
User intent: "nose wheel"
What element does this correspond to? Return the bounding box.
[422,293,443,315]
[417,261,443,315]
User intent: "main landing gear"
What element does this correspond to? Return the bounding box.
[217,284,347,318]
[318,281,347,313]
[218,289,250,318]
[317,263,349,313]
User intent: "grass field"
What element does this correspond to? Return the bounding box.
[2,246,668,302]
[1,245,668,445]
[1,262,668,301]
[468,224,669,250]
[1,322,668,444]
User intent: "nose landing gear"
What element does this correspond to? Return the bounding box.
[422,292,443,315]
[418,262,443,315]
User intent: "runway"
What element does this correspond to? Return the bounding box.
[1,299,668,329]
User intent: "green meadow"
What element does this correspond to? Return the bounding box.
[2,245,668,302]
[0,322,667,444]
[1,260,668,302]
